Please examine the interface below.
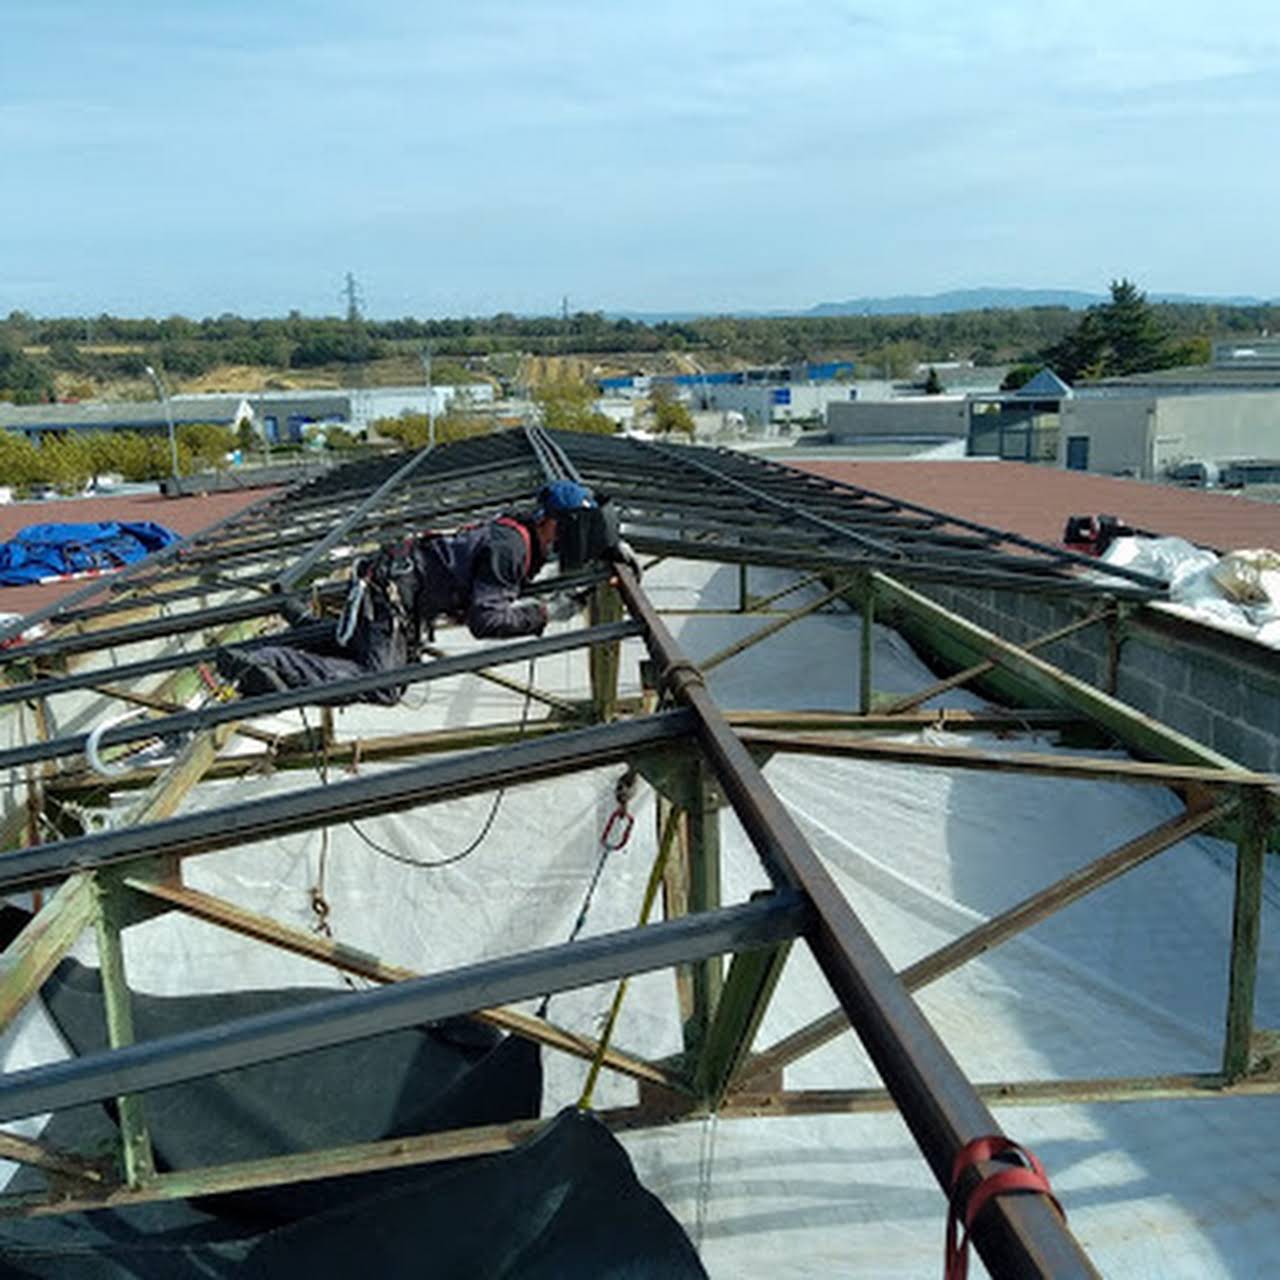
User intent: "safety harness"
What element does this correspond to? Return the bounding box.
[337,535,426,659]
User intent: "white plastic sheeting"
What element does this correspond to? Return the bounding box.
[4,560,1280,1276]
[1103,535,1280,648]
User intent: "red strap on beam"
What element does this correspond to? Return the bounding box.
[945,1135,1064,1280]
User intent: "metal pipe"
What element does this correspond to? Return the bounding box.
[273,442,439,594]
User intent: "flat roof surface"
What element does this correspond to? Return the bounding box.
[793,459,1280,553]
[0,489,278,620]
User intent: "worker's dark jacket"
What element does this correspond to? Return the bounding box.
[225,517,548,704]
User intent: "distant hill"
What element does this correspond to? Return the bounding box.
[609,288,1273,323]
[804,288,1104,316]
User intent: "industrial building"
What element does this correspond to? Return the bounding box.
[0,384,495,446]
[0,431,1277,1276]
[600,362,857,431]
[826,349,1280,482]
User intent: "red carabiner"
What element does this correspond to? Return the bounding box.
[601,806,635,851]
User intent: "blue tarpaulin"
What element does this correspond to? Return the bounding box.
[0,521,178,586]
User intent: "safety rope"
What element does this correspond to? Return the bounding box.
[944,1135,1064,1280]
[577,802,682,1109]
[693,1108,720,1256]
[304,707,357,989]
[536,766,638,1020]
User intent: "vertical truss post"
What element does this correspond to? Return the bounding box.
[1223,787,1270,1080]
[859,575,875,715]
[647,755,725,1062]
[681,762,723,1059]
[656,791,696,1037]
[1105,605,1124,696]
[588,583,623,721]
[93,873,155,1186]
[693,925,791,1109]
[738,563,750,613]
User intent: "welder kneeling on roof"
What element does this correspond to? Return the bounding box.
[216,481,640,705]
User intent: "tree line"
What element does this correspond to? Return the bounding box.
[2,284,1274,404]
[0,423,259,495]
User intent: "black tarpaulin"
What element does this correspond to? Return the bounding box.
[0,962,705,1279]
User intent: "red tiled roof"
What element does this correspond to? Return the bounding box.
[0,489,278,621]
[793,460,1280,554]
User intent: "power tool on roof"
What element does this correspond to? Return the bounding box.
[1061,513,1139,558]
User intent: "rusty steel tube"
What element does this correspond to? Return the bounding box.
[614,563,1098,1279]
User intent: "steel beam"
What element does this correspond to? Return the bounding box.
[0,892,807,1123]
[0,710,697,894]
[880,605,1114,715]
[0,1117,547,1218]
[700,583,848,675]
[125,877,689,1095]
[1223,788,1273,1078]
[0,620,644,773]
[587,583,624,721]
[859,575,874,714]
[737,729,1275,790]
[694,933,791,1109]
[0,873,96,1032]
[93,874,155,1185]
[872,572,1240,769]
[612,566,1099,1278]
[719,1072,1280,1119]
[0,1129,108,1187]
[273,442,437,593]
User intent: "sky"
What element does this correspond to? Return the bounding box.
[3,0,1280,319]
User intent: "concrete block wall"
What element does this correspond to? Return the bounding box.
[913,583,1280,773]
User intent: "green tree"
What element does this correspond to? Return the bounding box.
[0,431,41,491]
[177,422,235,472]
[1041,279,1171,381]
[649,385,695,438]
[1000,364,1043,392]
[0,338,54,403]
[236,418,260,454]
[533,378,616,435]
[867,340,921,380]
[324,424,360,451]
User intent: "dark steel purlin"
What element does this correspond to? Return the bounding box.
[609,564,1099,1279]
[0,709,697,894]
[0,434,536,669]
[548,431,1165,595]
[730,445,1169,589]
[635,437,904,559]
[0,892,808,1125]
[0,619,642,775]
[0,459,546,677]
[0,471,537,665]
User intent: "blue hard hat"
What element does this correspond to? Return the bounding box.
[535,480,596,517]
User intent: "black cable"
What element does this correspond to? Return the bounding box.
[295,656,536,870]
